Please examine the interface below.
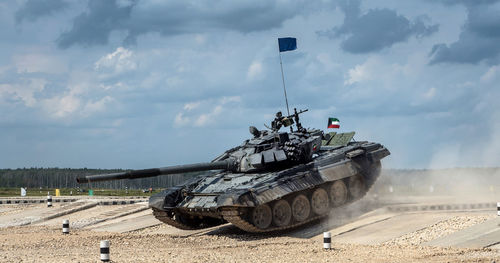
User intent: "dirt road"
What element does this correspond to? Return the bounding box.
[1,223,498,263]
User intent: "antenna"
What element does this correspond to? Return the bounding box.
[279,49,290,116]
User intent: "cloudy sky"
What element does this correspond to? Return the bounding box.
[1,0,499,169]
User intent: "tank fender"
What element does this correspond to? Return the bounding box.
[149,186,188,210]
[367,147,390,162]
[149,177,206,210]
[345,149,364,158]
[216,190,250,207]
[149,189,170,210]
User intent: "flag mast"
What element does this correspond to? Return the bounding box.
[277,37,297,117]
[279,51,290,116]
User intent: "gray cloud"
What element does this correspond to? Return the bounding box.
[57,0,134,48]
[431,0,500,7]
[320,0,438,54]
[429,2,500,64]
[15,0,68,24]
[57,0,310,48]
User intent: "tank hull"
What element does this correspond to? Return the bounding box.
[149,141,389,232]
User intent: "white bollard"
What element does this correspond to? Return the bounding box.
[323,232,331,249]
[62,219,69,234]
[497,202,499,216]
[100,240,110,262]
[47,194,52,207]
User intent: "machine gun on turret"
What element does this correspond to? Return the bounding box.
[271,108,308,132]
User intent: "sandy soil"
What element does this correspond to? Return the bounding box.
[0,224,498,263]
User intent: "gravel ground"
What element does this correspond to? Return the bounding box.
[0,224,498,263]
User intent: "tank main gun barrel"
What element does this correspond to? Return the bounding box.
[76,160,236,184]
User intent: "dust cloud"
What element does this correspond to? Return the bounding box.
[374,168,500,202]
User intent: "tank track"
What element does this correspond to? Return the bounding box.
[152,208,198,230]
[221,169,379,233]
[222,209,326,233]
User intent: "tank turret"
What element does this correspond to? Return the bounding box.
[77,109,324,183]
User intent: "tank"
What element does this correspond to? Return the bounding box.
[77,108,390,232]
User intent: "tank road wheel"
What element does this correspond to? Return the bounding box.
[291,194,311,222]
[349,175,366,200]
[311,188,329,215]
[329,180,348,207]
[272,200,292,227]
[252,204,272,229]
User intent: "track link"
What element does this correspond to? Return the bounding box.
[152,208,198,230]
[222,209,326,233]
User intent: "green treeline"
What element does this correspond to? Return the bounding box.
[0,168,200,190]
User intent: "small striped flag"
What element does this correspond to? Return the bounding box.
[328,118,340,129]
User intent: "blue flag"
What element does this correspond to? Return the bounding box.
[278,37,297,52]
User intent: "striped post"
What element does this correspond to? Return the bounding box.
[100,240,110,262]
[47,194,52,207]
[62,219,69,234]
[497,202,499,216]
[323,232,331,249]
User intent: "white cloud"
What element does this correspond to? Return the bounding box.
[82,96,114,116]
[13,54,67,74]
[0,78,46,107]
[42,94,81,118]
[195,113,210,126]
[99,82,127,91]
[480,65,499,83]
[94,47,137,75]
[183,102,200,111]
[344,63,370,85]
[194,34,206,45]
[174,96,241,128]
[42,93,114,119]
[220,96,241,104]
[174,112,190,127]
[247,60,263,80]
[316,53,340,71]
[344,55,426,87]
[423,87,436,99]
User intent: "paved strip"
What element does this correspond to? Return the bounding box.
[35,203,149,228]
[489,243,500,250]
[323,213,396,238]
[331,212,454,245]
[425,217,500,248]
[0,201,97,228]
[90,212,161,233]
